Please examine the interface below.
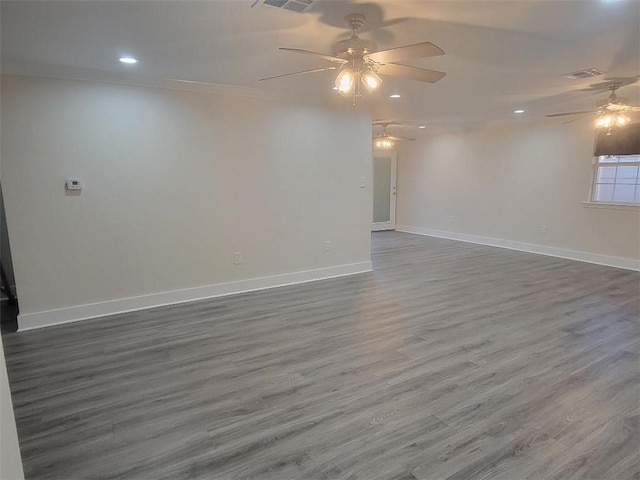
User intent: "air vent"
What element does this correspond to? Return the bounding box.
[562,68,605,80]
[251,0,315,13]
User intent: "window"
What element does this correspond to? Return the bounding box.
[591,155,640,204]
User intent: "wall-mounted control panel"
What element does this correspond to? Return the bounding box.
[65,178,83,191]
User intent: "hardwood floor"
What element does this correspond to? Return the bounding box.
[3,231,639,480]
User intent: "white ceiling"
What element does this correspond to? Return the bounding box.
[2,0,639,132]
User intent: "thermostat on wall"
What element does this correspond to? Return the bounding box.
[65,178,83,190]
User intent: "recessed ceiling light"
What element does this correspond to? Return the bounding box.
[119,56,138,64]
[389,94,401,99]
[419,125,426,129]
[332,86,339,90]
[513,109,526,114]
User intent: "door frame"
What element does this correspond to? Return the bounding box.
[372,151,397,231]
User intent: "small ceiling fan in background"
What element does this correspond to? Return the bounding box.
[546,83,640,131]
[260,13,446,105]
[373,121,417,150]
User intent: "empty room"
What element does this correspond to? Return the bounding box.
[1,1,639,479]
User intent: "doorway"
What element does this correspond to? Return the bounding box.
[372,152,397,231]
[0,183,18,332]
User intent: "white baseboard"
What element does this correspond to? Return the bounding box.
[396,225,640,272]
[17,261,373,331]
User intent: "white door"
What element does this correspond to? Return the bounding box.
[372,152,397,231]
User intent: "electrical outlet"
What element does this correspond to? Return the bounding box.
[540,225,548,235]
[323,241,332,253]
[233,252,243,265]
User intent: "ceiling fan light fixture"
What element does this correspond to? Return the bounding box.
[615,113,630,126]
[335,68,356,96]
[596,114,614,128]
[374,137,395,150]
[361,70,382,93]
[594,112,631,129]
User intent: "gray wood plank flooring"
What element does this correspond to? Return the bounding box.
[3,231,639,479]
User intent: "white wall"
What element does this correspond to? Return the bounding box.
[0,335,24,480]
[397,118,640,267]
[1,75,373,329]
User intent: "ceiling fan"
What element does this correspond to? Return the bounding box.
[260,13,446,105]
[546,83,640,129]
[373,121,416,150]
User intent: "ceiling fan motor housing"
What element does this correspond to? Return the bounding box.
[333,13,378,62]
[333,37,378,60]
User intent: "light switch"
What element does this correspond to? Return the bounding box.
[359,177,366,188]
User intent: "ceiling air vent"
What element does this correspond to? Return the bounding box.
[562,68,605,80]
[251,0,315,13]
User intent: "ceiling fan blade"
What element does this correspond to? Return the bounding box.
[545,110,598,118]
[387,135,416,141]
[365,42,445,64]
[372,120,416,126]
[259,66,338,81]
[279,48,348,64]
[561,112,599,125]
[377,63,446,83]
